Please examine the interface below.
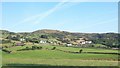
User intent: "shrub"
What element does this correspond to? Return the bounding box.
[26,46,30,50]
[37,46,42,49]
[79,49,83,53]
[32,46,36,50]
[12,42,16,46]
[2,39,11,43]
[31,46,42,50]
[40,35,48,39]
[4,46,8,48]
[2,49,11,53]
[52,47,56,50]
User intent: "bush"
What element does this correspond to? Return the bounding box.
[2,49,11,53]
[32,46,36,50]
[32,46,42,50]
[26,46,30,50]
[12,42,16,46]
[79,49,83,53]
[40,35,48,39]
[2,39,11,43]
[4,46,9,48]
[52,47,56,50]
[37,46,42,49]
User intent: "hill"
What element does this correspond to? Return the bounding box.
[0,29,119,48]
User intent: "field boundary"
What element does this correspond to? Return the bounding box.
[55,49,120,55]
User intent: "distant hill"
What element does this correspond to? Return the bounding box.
[0,29,119,48]
[32,29,62,34]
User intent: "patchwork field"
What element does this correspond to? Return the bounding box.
[1,43,119,66]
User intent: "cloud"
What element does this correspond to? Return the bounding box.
[10,0,71,28]
[9,0,82,28]
[33,0,70,24]
[33,0,80,24]
[18,0,80,25]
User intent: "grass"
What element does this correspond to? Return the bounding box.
[2,43,119,66]
[0,51,2,68]
[3,49,118,60]
[3,58,118,66]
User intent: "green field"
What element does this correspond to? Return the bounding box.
[2,43,119,66]
[0,51,2,68]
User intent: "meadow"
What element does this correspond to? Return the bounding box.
[1,43,119,67]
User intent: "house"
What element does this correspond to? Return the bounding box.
[80,41,92,45]
[20,38,25,41]
[39,40,46,44]
[66,44,72,47]
[16,42,25,46]
[86,41,92,44]
[80,41,86,44]
[75,38,92,45]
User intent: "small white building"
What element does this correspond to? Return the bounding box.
[20,38,25,41]
[81,41,86,44]
[85,41,92,44]
[39,40,46,44]
[80,41,92,45]
[66,44,72,47]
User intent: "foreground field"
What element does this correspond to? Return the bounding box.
[3,58,118,66]
[0,51,2,67]
[2,43,119,66]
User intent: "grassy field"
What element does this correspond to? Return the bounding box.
[2,43,119,66]
[0,51,2,68]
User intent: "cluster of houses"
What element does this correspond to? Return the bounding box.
[64,38,92,47]
[66,41,92,47]
[79,40,92,45]
[17,39,92,47]
[9,35,92,47]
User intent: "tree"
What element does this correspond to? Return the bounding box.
[12,42,15,46]
[30,38,39,43]
[79,49,83,53]
[52,47,56,50]
[32,46,36,50]
[6,35,12,40]
[26,46,29,50]
[40,35,48,39]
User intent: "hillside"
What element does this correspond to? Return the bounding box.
[0,29,119,48]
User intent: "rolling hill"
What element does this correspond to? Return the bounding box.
[0,29,119,48]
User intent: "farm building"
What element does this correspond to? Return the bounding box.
[75,38,92,45]
[16,42,25,46]
[39,40,46,44]
[80,41,92,45]
[66,44,72,47]
[20,38,25,41]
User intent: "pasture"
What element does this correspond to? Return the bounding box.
[1,43,119,66]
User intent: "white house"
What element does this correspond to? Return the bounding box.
[80,41,92,45]
[39,40,46,44]
[66,44,72,47]
[81,41,86,44]
[20,38,25,41]
[85,41,92,44]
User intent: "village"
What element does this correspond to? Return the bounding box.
[8,35,93,47]
[1,29,118,49]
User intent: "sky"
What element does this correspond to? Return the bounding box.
[1,2,118,33]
